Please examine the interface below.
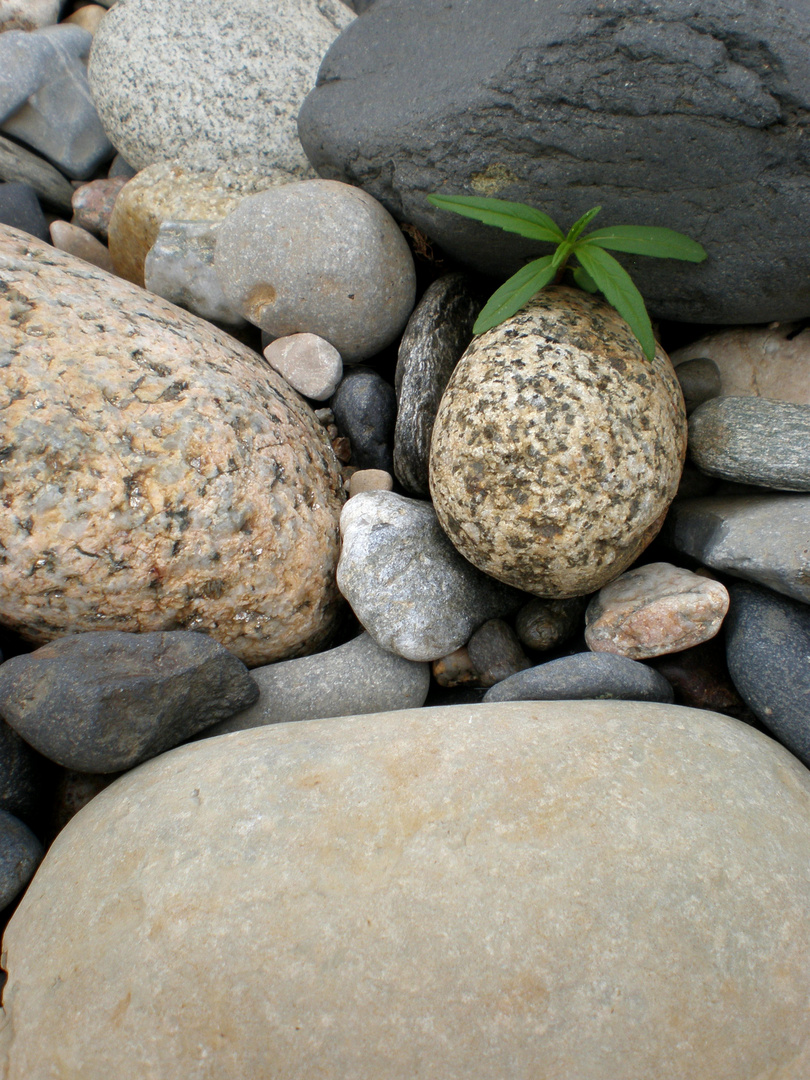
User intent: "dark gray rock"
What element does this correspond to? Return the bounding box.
[484,652,674,704]
[674,357,721,415]
[0,631,259,773]
[107,153,137,180]
[665,494,810,603]
[330,366,397,472]
[393,273,479,495]
[299,0,810,325]
[0,721,48,826]
[467,618,531,687]
[0,809,42,909]
[725,582,810,767]
[0,182,47,242]
[0,133,74,212]
[515,596,586,652]
[688,396,810,490]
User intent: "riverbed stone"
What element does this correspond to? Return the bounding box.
[330,366,397,471]
[49,219,114,273]
[0,132,74,211]
[429,287,687,597]
[484,652,674,704]
[0,0,61,33]
[70,175,127,241]
[263,333,342,401]
[0,182,47,242]
[0,225,345,666]
[0,809,42,910]
[514,596,586,652]
[674,357,722,414]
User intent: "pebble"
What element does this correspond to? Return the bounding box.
[430,287,687,597]
[0,720,48,826]
[725,582,810,768]
[49,219,115,273]
[688,396,810,491]
[63,3,107,32]
[584,562,730,660]
[201,631,430,737]
[107,152,136,179]
[215,180,416,362]
[0,809,42,910]
[348,468,394,497]
[393,272,480,495]
[45,769,117,842]
[0,181,48,242]
[484,652,674,704]
[466,618,531,687]
[336,491,525,661]
[0,0,61,32]
[70,175,128,241]
[665,493,810,604]
[514,596,586,652]
[431,646,478,688]
[330,366,397,472]
[674,356,721,414]
[0,631,260,772]
[263,333,343,401]
[0,132,75,211]
[649,638,754,722]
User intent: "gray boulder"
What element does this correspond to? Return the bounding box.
[484,652,674,704]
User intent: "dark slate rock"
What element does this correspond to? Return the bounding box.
[393,272,480,495]
[0,182,48,242]
[665,493,810,603]
[0,808,43,909]
[330,365,397,472]
[674,357,721,415]
[483,652,674,704]
[0,631,259,773]
[0,720,48,826]
[299,0,810,325]
[467,618,530,687]
[725,582,810,767]
[688,396,810,491]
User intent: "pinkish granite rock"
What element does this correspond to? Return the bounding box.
[70,175,128,241]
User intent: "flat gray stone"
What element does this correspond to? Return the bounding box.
[484,652,674,703]
[0,132,74,211]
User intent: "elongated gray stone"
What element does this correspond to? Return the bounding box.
[484,652,674,704]
[0,133,74,211]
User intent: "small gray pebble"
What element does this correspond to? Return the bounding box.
[467,619,531,687]
[484,652,674,704]
[331,366,397,472]
[0,808,43,910]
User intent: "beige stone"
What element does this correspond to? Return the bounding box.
[585,562,730,659]
[2,701,810,1080]
[348,468,394,496]
[48,219,115,273]
[263,333,342,401]
[0,224,344,665]
[63,3,106,33]
[429,287,687,596]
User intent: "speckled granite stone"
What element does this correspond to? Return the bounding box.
[429,287,687,597]
[0,224,345,666]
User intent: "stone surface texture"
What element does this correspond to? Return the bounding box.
[263,333,342,401]
[674,357,721,414]
[49,219,114,273]
[0,809,42,909]
[429,288,687,596]
[330,365,397,471]
[0,225,345,666]
[63,4,107,33]
[299,0,810,325]
[515,596,586,652]
[466,618,530,687]
[4,701,810,1079]
[484,652,674,704]
[88,0,353,175]
[70,175,127,240]
[0,0,60,32]
[0,182,48,242]
[0,132,75,211]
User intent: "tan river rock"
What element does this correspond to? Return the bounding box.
[0,225,345,665]
[1,700,809,1079]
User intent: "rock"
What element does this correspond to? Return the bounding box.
[514,596,585,652]
[674,357,722,414]
[88,0,353,175]
[201,631,429,736]
[330,366,397,471]
[429,287,687,597]
[0,25,113,179]
[688,396,810,491]
[648,638,754,723]
[671,323,810,406]
[665,494,810,605]
[0,182,47,242]
[0,132,75,212]
[263,333,342,401]
[63,3,107,33]
[0,721,48,826]
[725,582,810,767]
[466,618,530,687]
[393,273,480,496]
[107,151,135,179]
[48,219,114,273]
[337,491,524,661]
[6,701,810,1079]
[0,631,260,773]
[0,225,345,666]
[144,220,246,326]
[0,0,60,32]
[215,180,416,362]
[0,809,42,910]
[347,468,393,496]
[431,645,477,688]
[584,562,729,660]
[44,769,117,842]
[674,463,718,501]
[299,0,810,325]
[484,652,674,705]
[70,175,127,240]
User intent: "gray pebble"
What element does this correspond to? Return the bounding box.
[467,619,531,687]
[331,366,397,472]
[484,652,675,704]
[0,809,43,909]
[0,132,75,211]
[0,720,47,826]
[674,356,721,414]
[0,181,47,242]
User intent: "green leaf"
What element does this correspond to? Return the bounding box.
[566,205,602,243]
[581,225,707,262]
[427,194,564,243]
[473,255,558,334]
[551,240,573,269]
[574,245,657,360]
[572,266,599,293]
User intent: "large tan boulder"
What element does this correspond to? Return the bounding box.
[2,700,809,1079]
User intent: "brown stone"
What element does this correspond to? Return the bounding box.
[70,175,128,241]
[63,3,106,33]
[48,219,115,273]
[431,645,478,687]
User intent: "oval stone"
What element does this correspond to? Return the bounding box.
[0,225,345,666]
[429,287,687,596]
[2,701,809,1079]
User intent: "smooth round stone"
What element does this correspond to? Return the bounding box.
[215,180,416,363]
[515,596,586,652]
[0,809,42,910]
[70,175,128,241]
[430,287,687,597]
[466,618,530,687]
[431,645,477,688]
[330,366,397,472]
[49,219,114,273]
[674,357,722,414]
[0,225,345,667]
[263,333,342,402]
[3,701,810,1079]
[88,0,354,174]
[484,652,674,704]
[584,562,730,660]
[0,182,48,243]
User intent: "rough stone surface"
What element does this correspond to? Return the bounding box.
[0,0,61,33]
[331,366,397,471]
[466,618,530,687]
[0,631,260,772]
[515,596,586,652]
[0,225,345,666]
[202,631,430,736]
[215,180,416,362]
[299,0,810,325]
[337,491,524,661]
[725,582,810,768]
[0,132,74,211]
[0,809,42,910]
[674,357,722,415]
[49,219,114,273]
[70,175,127,240]
[585,562,729,659]
[430,288,687,597]
[144,220,245,326]
[89,0,353,174]
[263,333,342,401]
[393,272,480,496]
[348,468,393,496]
[688,396,810,491]
[5,701,810,1078]
[484,652,674,704]
[665,494,810,604]
[0,182,47,242]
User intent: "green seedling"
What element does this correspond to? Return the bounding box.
[426,194,707,360]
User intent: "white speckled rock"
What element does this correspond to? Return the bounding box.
[430,287,687,596]
[88,0,353,174]
[215,180,416,363]
[2,701,809,1080]
[0,224,345,666]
